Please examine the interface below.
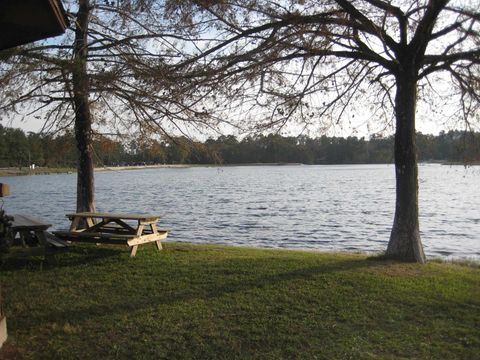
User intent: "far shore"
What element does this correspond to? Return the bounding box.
[96,162,305,172]
[1,161,478,177]
[0,163,304,176]
[95,164,192,172]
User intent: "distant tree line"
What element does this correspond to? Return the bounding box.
[0,124,479,168]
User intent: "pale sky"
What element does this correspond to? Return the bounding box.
[1,102,469,140]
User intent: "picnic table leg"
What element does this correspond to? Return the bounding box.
[130,245,138,257]
[150,223,163,251]
[36,230,47,247]
[36,230,53,260]
[69,216,81,231]
[18,230,27,247]
[129,224,145,257]
[86,217,95,228]
[136,224,145,237]
[69,216,94,231]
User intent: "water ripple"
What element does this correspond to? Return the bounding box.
[1,164,478,260]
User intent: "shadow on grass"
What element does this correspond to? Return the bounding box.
[11,254,389,330]
[0,245,122,272]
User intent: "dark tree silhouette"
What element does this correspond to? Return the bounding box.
[0,0,222,212]
[167,0,480,262]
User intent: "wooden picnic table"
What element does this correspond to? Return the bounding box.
[54,212,169,257]
[10,214,51,247]
[6,214,68,257]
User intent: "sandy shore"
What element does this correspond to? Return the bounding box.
[94,163,304,172]
[0,163,304,176]
[95,164,191,172]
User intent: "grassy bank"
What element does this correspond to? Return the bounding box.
[0,168,75,177]
[0,243,479,359]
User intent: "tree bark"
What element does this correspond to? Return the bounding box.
[386,70,426,263]
[72,0,96,213]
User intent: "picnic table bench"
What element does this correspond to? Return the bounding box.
[53,212,169,257]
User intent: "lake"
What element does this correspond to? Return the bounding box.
[1,164,479,259]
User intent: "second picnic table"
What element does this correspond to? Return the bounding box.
[6,214,68,257]
[53,212,169,257]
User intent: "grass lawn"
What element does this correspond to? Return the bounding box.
[0,243,479,359]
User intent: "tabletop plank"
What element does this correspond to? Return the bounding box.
[11,214,52,230]
[65,212,161,221]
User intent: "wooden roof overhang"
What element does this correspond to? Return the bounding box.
[0,0,69,50]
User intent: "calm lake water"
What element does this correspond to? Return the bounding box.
[1,164,479,259]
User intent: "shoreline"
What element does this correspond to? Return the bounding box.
[0,163,304,176]
[1,161,478,177]
[95,164,192,172]
[96,162,305,172]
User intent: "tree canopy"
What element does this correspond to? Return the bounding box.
[0,0,230,212]
[166,0,479,132]
[0,0,220,135]
[164,0,480,262]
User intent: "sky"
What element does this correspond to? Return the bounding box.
[1,101,469,140]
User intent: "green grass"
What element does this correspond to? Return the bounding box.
[0,243,479,359]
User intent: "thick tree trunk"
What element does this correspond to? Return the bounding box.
[386,72,426,263]
[72,0,95,213]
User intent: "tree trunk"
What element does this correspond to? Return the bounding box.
[386,71,426,263]
[72,0,95,213]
